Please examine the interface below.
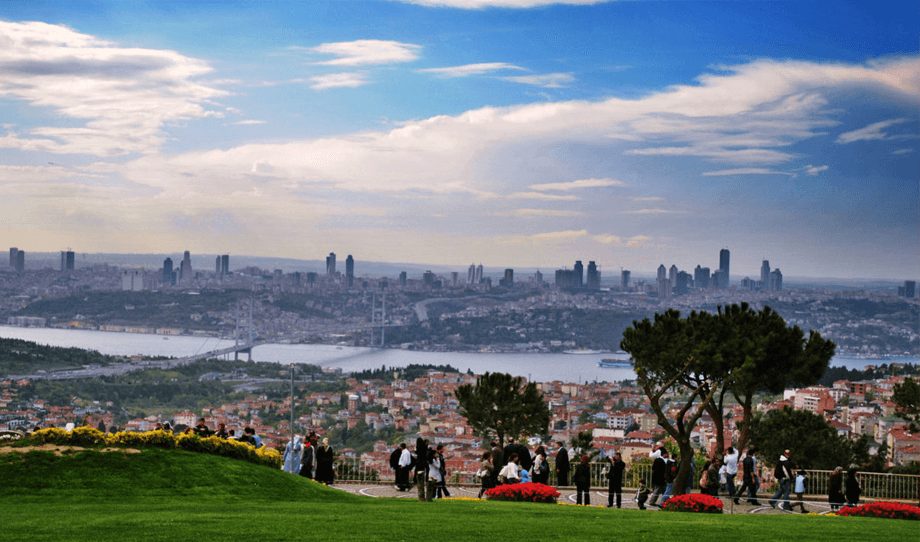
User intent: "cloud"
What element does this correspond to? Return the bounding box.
[702,168,796,176]
[592,234,651,247]
[398,0,613,8]
[506,192,579,201]
[308,72,369,90]
[531,229,588,241]
[228,120,267,126]
[0,21,225,157]
[625,209,674,214]
[892,148,914,155]
[528,178,626,191]
[503,73,574,88]
[498,209,583,218]
[804,164,829,175]
[419,62,526,77]
[836,118,908,143]
[308,40,421,66]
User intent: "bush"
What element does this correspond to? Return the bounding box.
[837,502,920,520]
[23,428,281,469]
[484,482,560,504]
[662,493,724,514]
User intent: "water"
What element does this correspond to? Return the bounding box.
[0,325,915,383]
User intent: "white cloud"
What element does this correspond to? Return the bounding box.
[804,164,829,175]
[506,192,579,201]
[308,72,369,90]
[419,62,526,77]
[308,40,421,66]
[836,118,908,143]
[892,148,914,155]
[498,208,582,217]
[229,120,267,126]
[702,168,796,176]
[0,21,225,157]
[399,0,613,8]
[592,234,651,247]
[529,178,625,191]
[503,73,574,88]
[626,209,674,214]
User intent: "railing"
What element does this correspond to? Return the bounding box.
[327,458,919,501]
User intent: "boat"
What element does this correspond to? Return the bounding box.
[563,348,603,355]
[598,358,632,368]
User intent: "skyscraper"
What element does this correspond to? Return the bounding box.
[760,260,771,290]
[9,247,17,268]
[769,269,783,291]
[475,264,483,284]
[656,264,671,299]
[719,248,730,288]
[15,250,24,272]
[621,269,631,289]
[163,257,175,285]
[345,255,354,286]
[467,264,476,284]
[180,251,192,282]
[586,261,600,289]
[326,252,336,275]
[694,265,710,289]
[573,260,584,287]
[61,251,75,271]
[669,264,678,288]
[221,254,229,276]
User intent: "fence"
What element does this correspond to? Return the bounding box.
[329,458,919,501]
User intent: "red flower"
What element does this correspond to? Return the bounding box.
[837,502,920,521]
[661,494,724,514]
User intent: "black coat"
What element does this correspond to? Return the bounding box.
[389,448,402,470]
[556,448,570,474]
[607,459,625,490]
[651,457,667,486]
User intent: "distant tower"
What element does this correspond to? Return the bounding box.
[399,271,407,286]
[221,254,229,276]
[621,269,630,289]
[61,250,75,271]
[180,251,192,282]
[586,261,600,289]
[901,280,916,298]
[15,250,24,272]
[345,255,354,286]
[467,264,476,284]
[694,265,710,289]
[215,256,222,276]
[451,271,459,287]
[534,270,543,283]
[760,260,771,290]
[669,264,678,288]
[163,258,175,285]
[719,248,730,288]
[9,247,17,268]
[657,264,671,299]
[500,268,514,287]
[475,264,483,284]
[573,260,584,287]
[769,268,783,291]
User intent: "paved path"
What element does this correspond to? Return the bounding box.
[324,483,835,514]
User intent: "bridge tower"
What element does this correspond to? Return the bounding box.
[234,298,254,361]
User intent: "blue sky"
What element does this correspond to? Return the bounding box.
[0,0,916,280]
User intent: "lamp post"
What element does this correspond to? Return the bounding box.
[290,363,295,450]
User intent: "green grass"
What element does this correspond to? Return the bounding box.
[1,449,914,542]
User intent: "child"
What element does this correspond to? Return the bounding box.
[793,467,808,513]
[636,481,651,510]
[521,469,531,483]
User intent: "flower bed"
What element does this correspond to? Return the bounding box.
[22,428,281,469]
[836,502,920,521]
[484,482,560,504]
[662,493,724,514]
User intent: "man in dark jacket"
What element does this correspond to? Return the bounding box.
[769,449,793,511]
[736,448,760,505]
[647,448,669,507]
[415,437,429,502]
[389,444,403,489]
[556,442,570,486]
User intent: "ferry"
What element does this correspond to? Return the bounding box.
[563,348,603,355]
[598,358,632,368]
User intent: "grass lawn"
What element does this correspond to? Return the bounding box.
[1,448,914,542]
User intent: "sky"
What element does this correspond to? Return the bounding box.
[0,0,917,281]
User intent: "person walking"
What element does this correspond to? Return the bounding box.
[736,448,760,505]
[573,454,592,506]
[769,449,793,511]
[724,446,739,501]
[828,466,845,511]
[792,466,809,513]
[415,437,429,502]
[845,467,862,508]
[477,451,494,498]
[647,448,669,507]
[300,433,316,480]
[606,452,626,508]
[435,444,451,498]
[315,437,335,484]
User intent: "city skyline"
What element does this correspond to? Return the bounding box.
[0,2,917,280]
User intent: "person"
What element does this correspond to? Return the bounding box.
[315,437,335,484]
[282,435,303,474]
[736,448,760,505]
[490,441,503,487]
[390,444,403,489]
[427,452,442,501]
[396,443,413,490]
[661,452,679,505]
[769,449,793,511]
[194,418,211,437]
[724,446,739,501]
[477,451,494,499]
[214,423,228,439]
[573,454,592,505]
[556,442,571,487]
[415,437,430,502]
[228,429,238,440]
[792,467,809,513]
[498,453,521,484]
[705,456,722,497]
[532,445,548,485]
[300,433,316,479]
[239,427,257,447]
[845,467,861,508]
[606,452,625,508]
[647,448,669,507]
[162,422,173,433]
[636,481,651,510]
[827,466,845,511]
[435,444,451,498]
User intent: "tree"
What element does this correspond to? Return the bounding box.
[570,429,599,460]
[893,377,920,432]
[454,372,551,449]
[749,406,853,470]
[621,309,727,497]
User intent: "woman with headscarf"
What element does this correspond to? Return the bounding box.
[315,437,336,484]
[573,454,592,505]
[827,466,845,511]
[845,467,861,508]
[282,435,304,474]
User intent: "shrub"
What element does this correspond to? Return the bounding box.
[837,502,920,520]
[484,482,560,504]
[662,493,724,514]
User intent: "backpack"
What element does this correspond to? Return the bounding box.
[774,461,786,479]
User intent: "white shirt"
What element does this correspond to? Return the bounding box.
[429,458,443,483]
[398,448,412,467]
[724,450,739,475]
[499,462,520,481]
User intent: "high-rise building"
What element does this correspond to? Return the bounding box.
[769,269,783,291]
[669,265,678,288]
[215,256,222,276]
[719,248,730,288]
[163,258,174,285]
[535,270,543,283]
[475,264,483,284]
[422,270,436,286]
[14,250,25,272]
[621,269,631,289]
[899,280,916,298]
[122,270,144,291]
[179,251,193,282]
[451,272,459,287]
[586,261,600,289]
[573,260,584,287]
[221,254,229,276]
[657,264,671,299]
[345,255,354,286]
[399,271,407,286]
[61,251,75,271]
[9,247,17,268]
[499,268,514,287]
[675,271,692,295]
[694,265,710,289]
[326,252,336,275]
[760,260,771,290]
